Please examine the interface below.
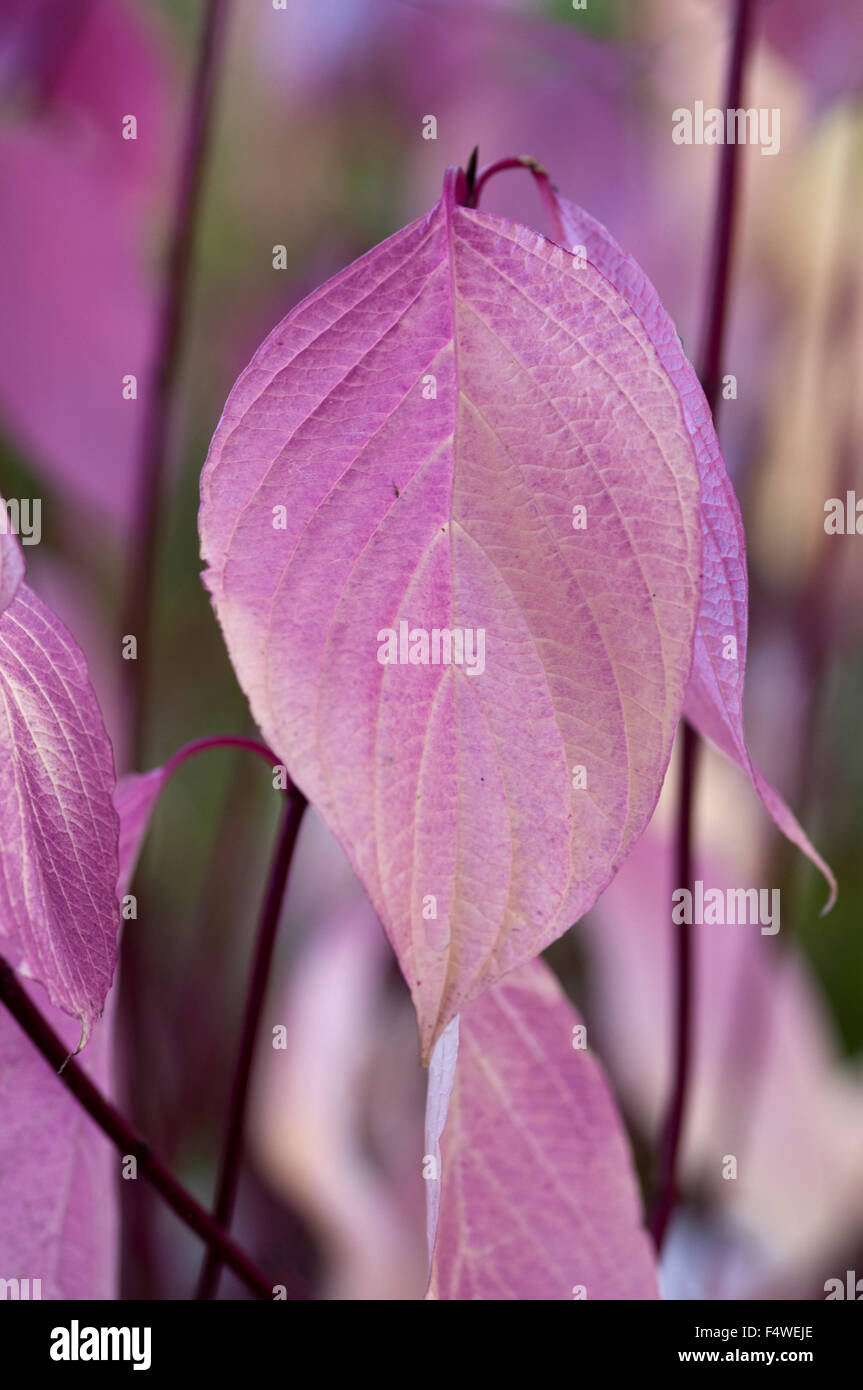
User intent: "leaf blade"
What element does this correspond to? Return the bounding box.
[200,171,703,1055]
[0,584,120,1040]
[425,958,659,1301]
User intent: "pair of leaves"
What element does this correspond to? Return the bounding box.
[200,163,832,1063]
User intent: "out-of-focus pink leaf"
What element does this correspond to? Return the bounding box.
[0,982,118,1299]
[0,584,119,1042]
[251,895,427,1300]
[548,191,835,908]
[0,2,175,522]
[583,829,863,1279]
[761,0,863,109]
[0,133,154,524]
[200,166,703,1058]
[43,0,175,202]
[0,504,24,614]
[0,0,174,198]
[425,957,659,1300]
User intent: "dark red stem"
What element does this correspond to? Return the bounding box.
[649,0,755,1253]
[0,955,279,1301]
[469,156,567,242]
[120,0,232,768]
[162,735,279,781]
[195,783,308,1298]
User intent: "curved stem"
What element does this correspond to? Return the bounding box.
[195,783,308,1299]
[468,155,567,240]
[0,955,282,1301]
[649,0,755,1253]
[162,734,279,782]
[119,0,232,769]
[469,155,541,205]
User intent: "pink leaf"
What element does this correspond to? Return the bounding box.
[41,0,176,202]
[0,982,118,1299]
[0,584,119,1042]
[0,132,155,525]
[200,167,703,1057]
[251,893,427,1300]
[547,191,835,909]
[425,957,659,1301]
[761,0,863,109]
[583,829,863,1276]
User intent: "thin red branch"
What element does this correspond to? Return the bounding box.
[119,0,232,768]
[649,0,755,1253]
[195,784,308,1298]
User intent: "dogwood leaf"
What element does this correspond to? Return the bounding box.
[0,584,119,1042]
[549,191,835,908]
[200,166,703,1057]
[425,957,658,1300]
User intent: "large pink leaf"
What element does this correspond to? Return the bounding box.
[200,167,703,1057]
[425,957,658,1300]
[0,584,119,1042]
[548,191,835,907]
